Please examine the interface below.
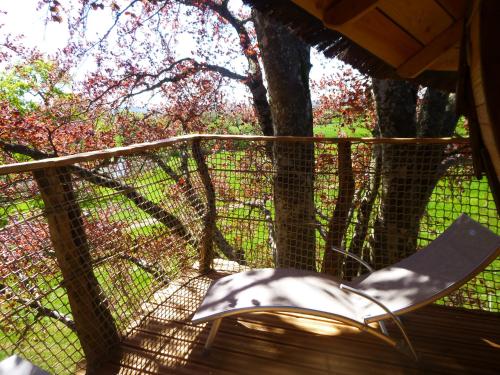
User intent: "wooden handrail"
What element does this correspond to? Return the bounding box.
[0,135,470,175]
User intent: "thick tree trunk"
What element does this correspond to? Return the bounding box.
[254,10,316,270]
[372,80,457,267]
[33,167,119,371]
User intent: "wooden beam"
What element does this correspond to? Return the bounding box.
[397,20,462,78]
[469,0,500,180]
[323,0,379,27]
[291,0,325,20]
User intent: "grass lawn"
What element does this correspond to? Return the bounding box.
[314,120,374,137]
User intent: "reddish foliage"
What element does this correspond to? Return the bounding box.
[1,1,376,161]
[312,66,375,133]
[0,220,52,279]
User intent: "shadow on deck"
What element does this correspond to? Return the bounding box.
[97,270,500,375]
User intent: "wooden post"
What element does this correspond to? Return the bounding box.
[192,140,216,273]
[33,167,119,371]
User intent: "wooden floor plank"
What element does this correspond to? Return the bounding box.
[128,323,412,374]
[97,271,500,375]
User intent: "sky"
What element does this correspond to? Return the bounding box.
[1,0,69,54]
[0,0,344,105]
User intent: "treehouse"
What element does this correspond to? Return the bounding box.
[1,1,500,375]
[247,0,500,208]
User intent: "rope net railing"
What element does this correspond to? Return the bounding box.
[0,135,498,373]
[0,139,206,373]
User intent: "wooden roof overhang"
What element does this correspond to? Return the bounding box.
[292,0,464,81]
[245,0,500,212]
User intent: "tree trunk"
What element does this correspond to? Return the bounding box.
[247,75,273,137]
[322,141,354,276]
[192,140,216,273]
[372,80,457,267]
[347,144,382,276]
[33,167,119,371]
[254,10,316,270]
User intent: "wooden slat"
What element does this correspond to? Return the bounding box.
[291,0,467,74]
[436,0,468,20]
[397,20,463,78]
[477,103,500,170]
[126,320,412,374]
[471,60,486,106]
[96,271,500,375]
[290,0,327,20]
[338,9,422,67]
[378,0,453,44]
[323,0,379,26]
[122,331,330,375]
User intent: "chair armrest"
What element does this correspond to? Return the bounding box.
[339,284,418,360]
[330,246,374,273]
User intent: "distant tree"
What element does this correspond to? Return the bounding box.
[5,1,459,277]
[312,66,374,131]
[38,0,273,135]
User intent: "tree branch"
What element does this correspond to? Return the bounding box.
[218,197,276,262]
[0,142,199,249]
[80,0,143,55]
[178,0,273,135]
[195,61,246,81]
[0,283,76,331]
[118,254,172,284]
[146,151,243,262]
[349,146,382,265]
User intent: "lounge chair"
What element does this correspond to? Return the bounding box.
[192,214,500,359]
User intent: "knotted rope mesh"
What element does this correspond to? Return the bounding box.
[0,136,498,373]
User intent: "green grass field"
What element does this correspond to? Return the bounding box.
[314,121,374,137]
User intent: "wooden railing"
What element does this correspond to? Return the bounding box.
[0,135,497,374]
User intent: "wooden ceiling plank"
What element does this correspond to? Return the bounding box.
[378,0,453,44]
[435,0,468,20]
[428,43,459,71]
[290,0,325,20]
[339,9,422,67]
[396,20,463,78]
[323,0,379,27]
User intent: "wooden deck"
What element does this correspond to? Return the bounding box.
[98,270,500,375]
